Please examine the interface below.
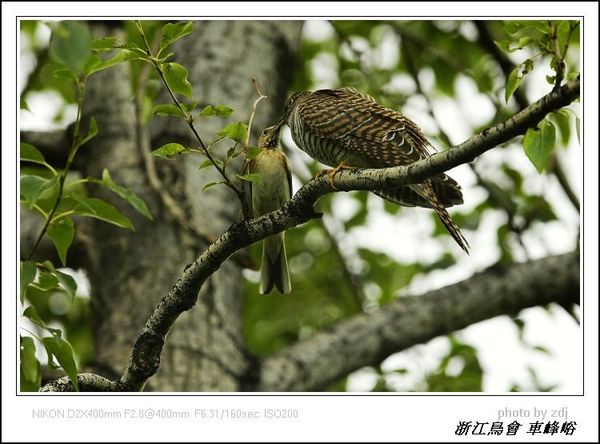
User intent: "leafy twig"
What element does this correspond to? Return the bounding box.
[135,21,245,205]
[27,79,86,260]
[134,31,215,246]
[473,20,580,213]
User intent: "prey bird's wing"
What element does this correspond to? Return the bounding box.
[282,153,293,199]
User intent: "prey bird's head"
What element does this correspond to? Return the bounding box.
[257,125,281,149]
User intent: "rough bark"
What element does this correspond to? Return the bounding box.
[75,21,302,391]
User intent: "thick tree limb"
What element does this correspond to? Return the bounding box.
[41,80,579,392]
[40,373,116,392]
[257,251,579,391]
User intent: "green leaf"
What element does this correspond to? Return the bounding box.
[246,146,262,159]
[23,305,64,337]
[37,271,59,290]
[54,269,78,303]
[20,336,41,391]
[20,261,37,304]
[20,175,55,208]
[159,21,194,54]
[494,39,510,52]
[85,49,143,76]
[198,159,214,170]
[505,67,522,103]
[215,104,234,117]
[556,20,570,52]
[40,260,56,271]
[101,169,153,219]
[91,36,146,55]
[42,336,79,391]
[153,104,186,118]
[20,96,31,112]
[504,21,524,36]
[523,120,557,173]
[218,122,248,144]
[23,305,46,327]
[49,21,91,75]
[198,104,234,118]
[73,197,134,229]
[90,36,120,51]
[237,173,263,184]
[517,36,533,48]
[47,217,75,266]
[161,62,192,98]
[551,110,571,146]
[202,181,225,191]
[79,117,98,147]
[23,306,63,341]
[181,101,197,113]
[53,67,78,81]
[83,55,102,74]
[532,21,553,36]
[20,143,46,164]
[575,117,580,143]
[151,142,190,159]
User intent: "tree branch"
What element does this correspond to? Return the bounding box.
[41,80,579,392]
[257,251,579,391]
[40,373,116,392]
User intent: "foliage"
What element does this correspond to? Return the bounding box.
[20,19,579,392]
[20,20,154,391]
[20,19,270,390]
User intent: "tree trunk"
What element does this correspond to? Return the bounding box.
[78,21,302,390]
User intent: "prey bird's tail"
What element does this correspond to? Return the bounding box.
[260,234,292,294]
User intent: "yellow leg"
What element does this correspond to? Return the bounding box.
[316,162,355,189]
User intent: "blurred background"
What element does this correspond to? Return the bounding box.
[20,19,581,392]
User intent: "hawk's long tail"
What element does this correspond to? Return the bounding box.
[414,182,470,254]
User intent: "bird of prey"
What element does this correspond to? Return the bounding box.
[276,86,469,253]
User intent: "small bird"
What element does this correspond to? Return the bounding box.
[248,125,293,294]
[276,87,469,253]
